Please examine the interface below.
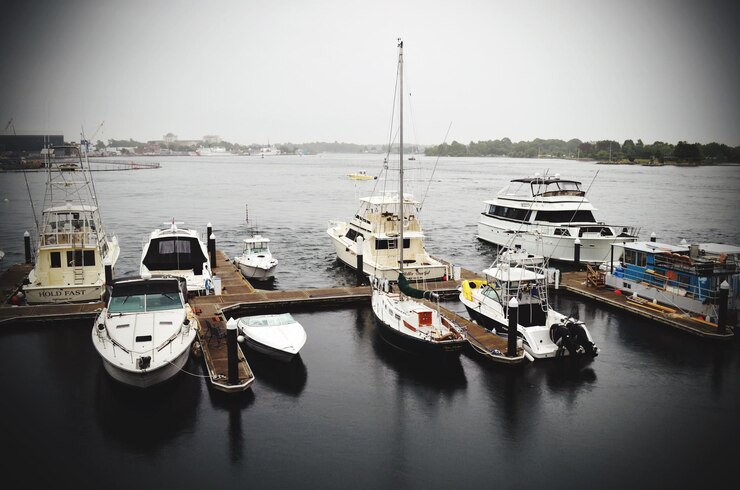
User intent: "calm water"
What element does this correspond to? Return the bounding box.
[1,155,738,488]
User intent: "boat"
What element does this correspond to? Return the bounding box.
[347,170,376,180]
[370,39,467,357]
[140,220,213,295]
[92,275,198,388]
[604,241,739,322]
[477,173,639,264]
[196,146,229,156]
[234,205,278,281]
[23,144,120,304]
[459,246,599,359]
[259,146,281,157]
[236,313,307,362]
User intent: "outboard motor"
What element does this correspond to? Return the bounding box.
[550,320,579,357]
[566,319,599,357]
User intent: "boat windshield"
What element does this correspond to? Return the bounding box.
[108,292,182,313]
[243,313,293,327]
[247,242,268,253]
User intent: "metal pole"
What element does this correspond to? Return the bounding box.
[355,236,364,286]
[104,257,113,285]
[718,280,729,335]
[610,244,614,274]
[24,231,32,264]
[508,297,519,357]
[226,318,239,384]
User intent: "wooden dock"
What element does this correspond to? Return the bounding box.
[558,270,734,339]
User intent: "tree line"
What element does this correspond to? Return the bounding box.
[424,138,740,164]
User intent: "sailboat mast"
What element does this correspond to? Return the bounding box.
[398,38,404,274]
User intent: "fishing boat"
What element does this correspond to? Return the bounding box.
[604,241,739,323]
[347,170,376,180]
[236,313,307,362]
[92,275,198,388]
[234,205,278,281]
[23,144,120,304]
[459,246,599,359]
[370,39,467,356]
[140,220,212,295]
[477,174,639,264]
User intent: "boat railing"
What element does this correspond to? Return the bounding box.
[40,226,101,247]
[527,223,639,238]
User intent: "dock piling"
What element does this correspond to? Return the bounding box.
[209,233,217,268]
[23,231,32,264]
[574,238,581,268]
[650,232,657,242]
[226,318,239,384]
[355,236,364,285]
[508,297,519,357]
[718,281,729,335]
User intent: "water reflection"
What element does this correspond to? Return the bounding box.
[243,351,308,397]
[92,356,202,451]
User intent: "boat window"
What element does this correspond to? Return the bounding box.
[143,237,206,273]
[65,250,95,267]
[534,210,596,223]
[50,252,61,268]
[554,228,571,236]
[108,294,146,313]
[146,292,183,311]
[487,205,531,222]
[346,228,363,241]
[84,250,96,266]
[624,249,647,267]
[375,238,410,249]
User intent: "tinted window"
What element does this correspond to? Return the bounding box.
[50,252,61,268]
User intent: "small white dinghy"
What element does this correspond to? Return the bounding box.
[236,313,307,362]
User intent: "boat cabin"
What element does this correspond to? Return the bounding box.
[142,236,208,275]
[107,277,186,314]
[243,236,270,255]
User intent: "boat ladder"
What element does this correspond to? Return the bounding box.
[73,267,85,285]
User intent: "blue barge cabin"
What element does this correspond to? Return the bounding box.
[604,241,739,325]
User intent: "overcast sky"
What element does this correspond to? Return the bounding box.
[1,0,739,146]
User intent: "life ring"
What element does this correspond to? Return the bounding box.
[665,270,678,281]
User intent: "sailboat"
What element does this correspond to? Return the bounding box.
[23,144,120,304]
[370,39,467,356]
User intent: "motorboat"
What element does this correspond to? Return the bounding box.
[196,146,229,156]
[370,39,467,357]
[347,170,376,180]
[604,241,739,322]
[140,220,212,295]
[233,205,278,281]
[477,174,639,264]
[23,145,120,304]
[92,275,198,388]
[234,235,278,280]
[236,313,307,362]
[459,246,599,359]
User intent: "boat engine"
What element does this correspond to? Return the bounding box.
[550,319,580,356]
[566,320,598,357]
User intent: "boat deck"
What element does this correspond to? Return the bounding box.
[558,270,734,339]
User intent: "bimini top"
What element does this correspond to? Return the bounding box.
[496,175,586,200]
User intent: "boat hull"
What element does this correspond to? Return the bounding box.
[374,315,465,357]
[477,218,635,264]
[236,262,277,281]
[243,336,299,362]
[24,283,103,304]
[99,346,191,388]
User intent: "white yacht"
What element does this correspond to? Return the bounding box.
[459,247,599,359]
[369,39,467,357]
[327,193,449,282]
[23,145,120,304]
[92,275,198,388]
[477,174,639,264]
[196,146,229,156]
[236,313,307,362]
[140,221,212,295]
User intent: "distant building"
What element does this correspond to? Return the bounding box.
[203,135,221,145]
[0,134,64,153]
[163,132,178,143]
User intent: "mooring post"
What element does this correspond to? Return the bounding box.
[24,231,32,264]
[650,232,657,242]
[104,257,113,285]
[209,233,217,268]
[226,318,239,384]
[355,236,364,286]
[610,244,614,274]
[574,238,581,268]
[718,280,729,335]
[206,222,212,243]
[508,297,519,357]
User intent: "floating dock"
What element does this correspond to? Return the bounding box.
[557,270,734,339]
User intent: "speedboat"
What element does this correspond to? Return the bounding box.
[477,174,639,264]
[234,235,278,281]
[92,275,198,388]
[604,241,739,322]
[369,39,467,357]
[327,191,450,282]
[347,170,376,180]
[459,246,599,359]
[140,220,212,295]
[236,313,307,362]
[23,144,120,304]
